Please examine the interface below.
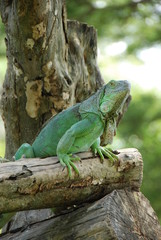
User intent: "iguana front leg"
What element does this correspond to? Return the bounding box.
[57,115,103,177]
[91,138,119,164]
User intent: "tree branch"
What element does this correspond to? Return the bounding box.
[0,148,143,214]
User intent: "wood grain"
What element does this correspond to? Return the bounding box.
[0,148,143,213]
[1,190,161,240]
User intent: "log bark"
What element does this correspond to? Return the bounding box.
[1,189,161,240]
[0,148,142,214]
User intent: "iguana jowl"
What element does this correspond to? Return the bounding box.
[14,80,131,176]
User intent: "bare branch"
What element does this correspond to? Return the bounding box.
[0,148,143,214]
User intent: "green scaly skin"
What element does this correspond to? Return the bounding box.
[14,80,131,177]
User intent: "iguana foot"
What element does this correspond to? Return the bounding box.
[94,146,119,164]
[59,154,80,177]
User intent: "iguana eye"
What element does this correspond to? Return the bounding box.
[109,80,116,87]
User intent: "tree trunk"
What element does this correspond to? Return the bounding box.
[0,0,160,239]
[0,0,103,159]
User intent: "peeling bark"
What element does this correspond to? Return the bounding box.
[0,0,103,159]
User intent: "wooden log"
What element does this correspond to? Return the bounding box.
[1,189,161,239]
[0,148,143,213]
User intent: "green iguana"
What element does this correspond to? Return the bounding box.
[0,80,130,229]
[14,80,131,177]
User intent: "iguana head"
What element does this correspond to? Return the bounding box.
[14,143,35,160]
[100,80,131,116]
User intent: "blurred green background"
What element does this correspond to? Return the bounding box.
[0,0,161,222]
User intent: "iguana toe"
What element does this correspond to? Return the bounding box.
[102,147,119,163]
[94,146,119,164]
[59,154,80,177]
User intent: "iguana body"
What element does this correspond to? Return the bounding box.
[14,80,131,176]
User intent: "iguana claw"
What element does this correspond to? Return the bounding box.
[93,146,119,164]
[59,154,80,177]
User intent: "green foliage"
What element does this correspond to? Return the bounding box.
[114,90,161,222]
[0,57,7,84]
[67,0,161,53]
[0,140,5,157]
[0,18,6,57]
